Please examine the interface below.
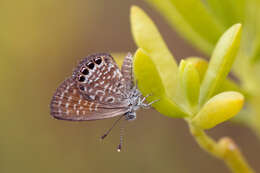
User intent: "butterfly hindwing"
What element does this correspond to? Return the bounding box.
[72,53,129,106]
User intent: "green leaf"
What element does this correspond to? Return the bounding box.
[112,52,127,67]
[251,38,260,63]
[206,0,246,28]
[174,60,189,108]
[130,6,178,98]
[199,24,242,106]
[249,0,260,63]
[134,49,189,118]
[182,63,200,109]
[214,78,246,96]
[192,91,244,129]
[145,0,224,54]
[185,57,208,82]
[184,57,245,96]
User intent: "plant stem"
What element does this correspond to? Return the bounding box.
[188,121,255,173]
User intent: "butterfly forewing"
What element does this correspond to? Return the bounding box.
[121,53,134,90]
[50,78,128,121]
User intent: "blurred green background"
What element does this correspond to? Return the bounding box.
[1,0,259,172]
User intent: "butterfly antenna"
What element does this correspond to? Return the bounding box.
[101,115,124,140]
[117,126,124,152]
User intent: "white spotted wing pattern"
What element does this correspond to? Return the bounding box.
[50,53,149,121]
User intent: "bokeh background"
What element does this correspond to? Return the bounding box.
[1,0,259,172]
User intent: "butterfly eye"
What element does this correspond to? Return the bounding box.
[94,57,102,65]
[86,61,95,69]
[78,75,86,82]
[81,68,89,75]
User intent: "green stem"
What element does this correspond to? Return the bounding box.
[188,120,255,173]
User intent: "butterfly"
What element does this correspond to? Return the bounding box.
[50,52,153,120]
[50,53,155,150]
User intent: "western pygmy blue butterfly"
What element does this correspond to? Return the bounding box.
[50,53,155,151]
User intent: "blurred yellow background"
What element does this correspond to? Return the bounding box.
[0,0,259,172]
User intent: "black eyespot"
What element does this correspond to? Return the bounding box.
[94,57,102,65]
[79,85,85,91]
[86,61,95,69]
[81,68,89,75]
[78,75,85,82]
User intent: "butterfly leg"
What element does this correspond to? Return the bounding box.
[141,98,160,109]
[140,94,152,103]
[147,99,160,106]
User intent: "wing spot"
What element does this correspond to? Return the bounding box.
[94,78,99,82]
[112,71,117,78]
[60,93,64,99]
[94,103,98,111]
[81,68,89,75]
[104,83,109,90]
[89,95,95,100]
[79,85,85,91]
[96,90,105,95]
[99,96,104,102]
[78,75,86,82]
[78,99,82,104]
[89,102,94,111]
[105,97,115,103]
[87,79,93,84]
[94,57,102,65]
[86,61,95,69]
[101,66,106,71]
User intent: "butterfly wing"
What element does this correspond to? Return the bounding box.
[72,53,130,105]
[50,78,128,121]
[121,53,134,90]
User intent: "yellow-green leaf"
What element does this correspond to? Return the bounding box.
[112,52,127,67]
[185,57,245,96]
[185,57,208,82]
[134,49,189,118]
[206,0,245,27]
[192,91,244,129]
[182,63,200,108]
[145,0,224,54]
[199,24,242,106]
[131,6,178,99]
